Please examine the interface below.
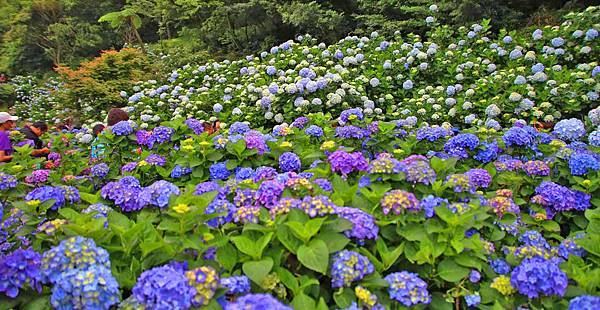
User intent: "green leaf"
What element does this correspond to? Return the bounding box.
[217,242,238,271]
[291,293,315,310]
[317,232,349,253]
[231,235,259,259]
[297,239,329,274]
[333,288,354,308]
[437,258,469,282]
[277,225,302,254]
[242,258,273,285]
[276,267,299,294]
[79,192,99,204]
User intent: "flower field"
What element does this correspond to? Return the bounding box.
[2,5,600,310]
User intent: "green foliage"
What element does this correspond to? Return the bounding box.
[54,48,153,122]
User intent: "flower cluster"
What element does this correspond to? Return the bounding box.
[330,250,374,288]
[385,271,431,307]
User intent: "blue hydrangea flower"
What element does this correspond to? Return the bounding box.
[132,264,194,309]
[569,151,599,176]
[0,172,18,190]
[465,293,481,307]
[444,134,479,158]
[205,199,236,227]
[210,162,231,180]
[569,295,600,310]
[111,121,134,136]
[330,250,374,288]
[51,265,120,309]
[229,122,251,135]
[305,125,324,137]
[220,276,251,295]
[41,236,111,284]
[235,167,255,180]
[224,293,291,310]
[170,165,192,179]
[138,180,180,208]
[385,271,431,307]
[503,127,534,147]
[490,259,511,275]
[510,257,567,298]
[91,163,110,178]
[474,141,500,163]
[0,248,42,298]
[279,152,301,172]
[554,118,586,141]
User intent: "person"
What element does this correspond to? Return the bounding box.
[107,108,129,127]
[92,124,106,136]
[0,112,18,162]
[90,124,106,160]
[91,108,129,160]
[20,121,50,157]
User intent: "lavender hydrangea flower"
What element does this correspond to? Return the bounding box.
[399,155,436,185]
[416,126,452,142]
[314,178,333,192]
[229,122,251,135]
[25,169,50,184]
[146,154,166,166]
[101,177,144,212]
[300,195,336,217]
[385,271,431,306]
[331,250,374,288]
[522,160,550,176]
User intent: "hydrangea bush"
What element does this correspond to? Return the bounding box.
[1,5,600,310]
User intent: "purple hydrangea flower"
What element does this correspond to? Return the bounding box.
[335,206,379,242]
[465,168,492,188]
[185,118,204,135]
[380,190,420,215]
[328,150,368,176]
[255,180,284,207]
[25,169,50,184]
[146,154,166,166]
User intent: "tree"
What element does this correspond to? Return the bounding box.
[99,8,146,52]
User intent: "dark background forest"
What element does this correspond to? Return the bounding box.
[1,0,598,77]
